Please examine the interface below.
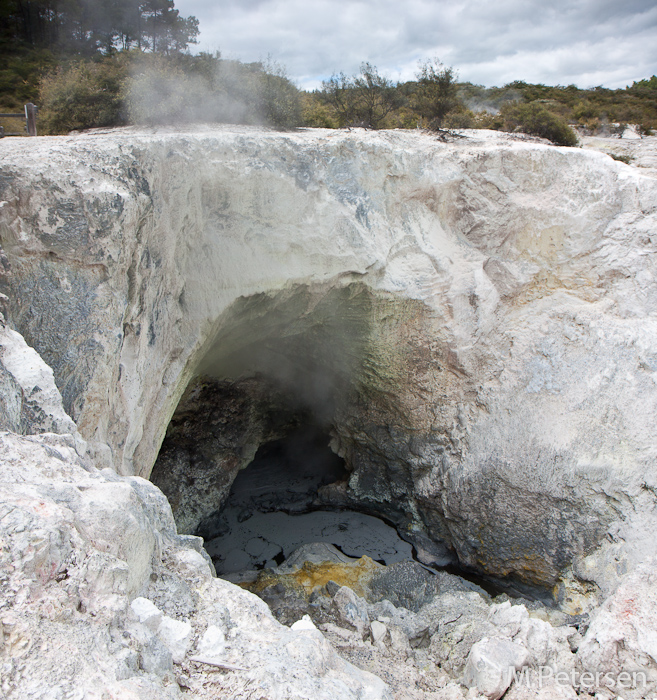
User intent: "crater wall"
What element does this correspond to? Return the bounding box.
[1,126,657,590]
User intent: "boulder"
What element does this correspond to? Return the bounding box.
[291,614,318,632]
[0,318,79,437]
[462,636,530,699]
[331,586,370,638]
[368,560,485,612]
[370,620,388,644]
[577,560,657,699]
[131,597,163,632]
[157,615,192,664]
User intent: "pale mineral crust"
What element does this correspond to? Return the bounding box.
[1,127,657,698]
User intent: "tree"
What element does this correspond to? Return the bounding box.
[0,0,198,56]
[321,62,402,128]
[413,58,460,129]
[320,71,355,124]
[140,0,198,54]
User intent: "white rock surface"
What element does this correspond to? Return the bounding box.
[195,624,226,658]
[158,615,192,664]
[582,133,657,173]
[291,614,319,632]
[577,560,657,699]
[462,636,530,699]
[0,318,79,437]
[504,679,578,699]
[131,596,164,631]
[370,620,387,644]
[488,601,576,672]
[331,585,371,639]
[1,127,656,593]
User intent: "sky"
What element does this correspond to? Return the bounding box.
[174,0,657,91]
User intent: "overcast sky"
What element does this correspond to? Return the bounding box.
[174,0,657,90]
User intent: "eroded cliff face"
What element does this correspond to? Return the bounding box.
[1,126,657,594]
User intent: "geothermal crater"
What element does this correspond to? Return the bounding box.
[2,126,655,592]
[2,127,657,699]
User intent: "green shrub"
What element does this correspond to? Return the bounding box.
[572,99,600,123]
[610,153,633,164]
[469,111,501,130]
[38,55,130,134]
[302,93,339,128]
[443,107,477,129]
[499,102,578,146]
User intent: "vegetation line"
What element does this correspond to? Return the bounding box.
[1,1,655,143]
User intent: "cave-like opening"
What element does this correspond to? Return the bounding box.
[149,282,434,582]
[149,370,422,582]
[148,282,553,605]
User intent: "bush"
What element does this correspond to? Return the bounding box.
[301,93,339,128]
[38,55,131,134]
[443,107,477,129]
[499,102,579,146]
[572,99,600,123]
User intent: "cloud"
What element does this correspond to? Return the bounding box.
[175,0,657,89]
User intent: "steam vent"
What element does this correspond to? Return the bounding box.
[2,126,657,699]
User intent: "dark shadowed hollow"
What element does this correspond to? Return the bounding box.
[195,425,415,577]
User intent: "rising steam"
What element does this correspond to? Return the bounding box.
[125,53,302,129]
